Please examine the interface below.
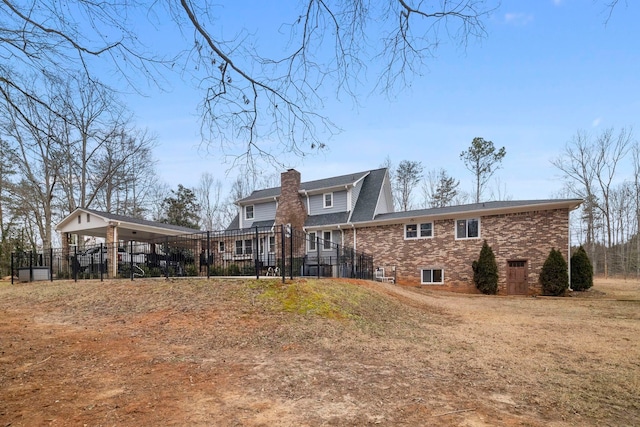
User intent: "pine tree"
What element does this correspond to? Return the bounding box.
[472,240,499,295]
[571,245,593,291]
[540,248,569,296]
[432,169,460,208]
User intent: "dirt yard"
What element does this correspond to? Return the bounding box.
[0,276,638,426]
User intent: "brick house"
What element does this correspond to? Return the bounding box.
[231,168,582,294]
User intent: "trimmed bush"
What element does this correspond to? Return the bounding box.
[540,248,569,296]
[570,245,593,291]
[472,240,499,295]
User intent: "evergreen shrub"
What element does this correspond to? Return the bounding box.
[472,240,499,295]
[540,248,569,296]
[570,245,593,291]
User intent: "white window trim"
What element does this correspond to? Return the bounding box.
[323,192,333,208]
[420,268,444,285]
[404,222,434,240]
[322,230,333,251]
[308,232,317,252]
[235,239,253,255]
[245,205,255,220]
[218,241,225,253]
[455,218,481,240]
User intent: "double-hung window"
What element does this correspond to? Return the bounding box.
[245,205,254,220]
[323,231,332,250]
[235,239,253,255]
[421,268,444,284]
[308,232,317,251]
[218,241,225,253]
[323,193,333,208]
[405,222,433,239]
[456,218,480,239]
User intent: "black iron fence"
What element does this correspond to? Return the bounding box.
[11,225,374,283]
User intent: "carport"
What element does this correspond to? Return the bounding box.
[56,208,200,277]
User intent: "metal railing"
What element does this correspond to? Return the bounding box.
[11,225,374,283]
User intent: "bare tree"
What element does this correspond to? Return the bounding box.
[0,138,18,273]
[552,130,599,268]
[90,130,158,217]
[196,172,225,231]
[489,177,512,201]
[553,127,634,277]
[2,0,495,165]
[0,79,66,248]
[148,182,172,223]
[592,127,633,277]
[632,143,640,277]
[394,160,424,211]
[420,168,439,208]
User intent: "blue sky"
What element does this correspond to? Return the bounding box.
[131,0,640,201]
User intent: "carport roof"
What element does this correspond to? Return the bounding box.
[56,208,201,242]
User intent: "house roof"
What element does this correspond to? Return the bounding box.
[238,170,372,204]
[304,212,350,228]
[227,167,583,232]
[349,168,388,223]
[368,199,583,225]
[56,208,201,242]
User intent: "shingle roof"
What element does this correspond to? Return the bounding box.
[83,208,201,233]
[304,212,350,228]
[350,168,387,222]
[370,199,583,223]
[238,170,371,203]
[227,214,240,230]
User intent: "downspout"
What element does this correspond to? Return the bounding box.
[304,190,310,213]
[345,184,351,212]
[352,224,356,252]
[567,210,573,291]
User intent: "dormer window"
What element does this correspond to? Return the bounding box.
[323,193,333,208]
[245,205,254,220]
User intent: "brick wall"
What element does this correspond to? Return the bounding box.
[274,169,307,257]
[352,208,570,294]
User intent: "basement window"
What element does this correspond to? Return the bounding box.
[421,268,444,285]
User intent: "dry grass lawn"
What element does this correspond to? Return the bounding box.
[0,276,638,426]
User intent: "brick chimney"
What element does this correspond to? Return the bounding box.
[274,169,307,232]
